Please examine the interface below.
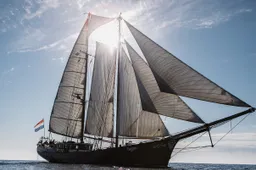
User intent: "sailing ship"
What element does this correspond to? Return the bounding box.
[37,13,255,168]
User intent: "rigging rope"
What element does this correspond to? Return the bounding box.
[171,112,252,158]
[174,145,212,153]
[171,131,207,158]
[213,113,251,146]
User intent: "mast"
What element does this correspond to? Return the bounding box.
[48,13,114,140]
[81,35,89,143]
[115,13,122,148]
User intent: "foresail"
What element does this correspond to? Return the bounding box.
[117,48,169,138]
[125,20,250,107]
[125,41,204,123]
[85,42,116,137]
[87,14,114,35]
[49,14,114,138]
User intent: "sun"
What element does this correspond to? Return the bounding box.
[90,20,118,48]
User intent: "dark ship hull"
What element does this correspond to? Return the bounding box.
[38,108,255,167]
[37,138,177,168]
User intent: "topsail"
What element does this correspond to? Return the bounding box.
[49,14,113,138]
[124,20,250,108]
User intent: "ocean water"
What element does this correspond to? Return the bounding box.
[0,160,255,170]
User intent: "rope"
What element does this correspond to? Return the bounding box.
[171,131,207,158]
[171,112,252,158]
[213,113,251,146]
[174,145,212,150]
[174,145,212,153]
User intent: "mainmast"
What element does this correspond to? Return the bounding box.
[115,13,122,148]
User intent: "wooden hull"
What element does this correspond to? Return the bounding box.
[37,138,177,168]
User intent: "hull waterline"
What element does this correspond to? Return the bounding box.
[37,138,177,168]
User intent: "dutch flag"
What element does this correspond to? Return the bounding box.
[34,119,44,132]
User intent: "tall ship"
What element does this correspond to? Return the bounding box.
[37,13,255,167]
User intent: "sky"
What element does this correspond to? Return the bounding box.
[0,0,256,164]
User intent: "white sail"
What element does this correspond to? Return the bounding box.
[85,42,116,137]
[49,14,114,138]
[125,41,204,123]
[117,48,169,138]
[125,20,250,108]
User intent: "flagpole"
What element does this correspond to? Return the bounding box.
[43,118,45,139]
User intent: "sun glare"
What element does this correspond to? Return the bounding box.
[90,20,118,48]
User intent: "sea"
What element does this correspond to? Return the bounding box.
[0,161,256,170]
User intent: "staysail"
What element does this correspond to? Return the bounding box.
[49,14,113,138]
[124,20,250,107]
[117,48,168,138]
[85,42,116,137]
[125,41,204,123]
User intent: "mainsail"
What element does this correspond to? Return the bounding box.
[49,14,113,138]
[125,41,204,123]
[124,20,250,108]
[85,42,116,137]
[117,48,168,138]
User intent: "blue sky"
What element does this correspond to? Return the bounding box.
[0,0,256,164]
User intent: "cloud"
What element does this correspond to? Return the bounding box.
[5,0,254,57]
[171,132,256,164]
[175,132,256,152]
[23,0,60,20]
[1,67,15,76]
[9,33,78,54]
[0,67,15,88]
[7,28,46,52]
[76,0,90,9]
[63,17,81,23]
[154,1,253,30]
[52,56,66,63]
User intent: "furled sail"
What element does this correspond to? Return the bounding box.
[85,42,116,137]
[117,48,169,138]
[125,41,204,123]
[49,14,114,138]
[124,20,250,107]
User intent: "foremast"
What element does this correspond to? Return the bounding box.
[48,13,114,142]
[81,27,89,143]
[115,13,122,148]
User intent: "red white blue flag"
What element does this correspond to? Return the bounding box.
[34,119,44,132]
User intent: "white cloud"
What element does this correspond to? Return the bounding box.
[76,0,90,9]
[172,132,256,164]
[23,0,33,15]
[9,10,15,16]
[7,28,46,52]
[9,33,78,54]
[23,0,60,20]
[0,67,15,88]
[1,67,15,76]
[52,56,66,63]
[154,0,253,30]
[176,132,256,151]
[63,17,81,23]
